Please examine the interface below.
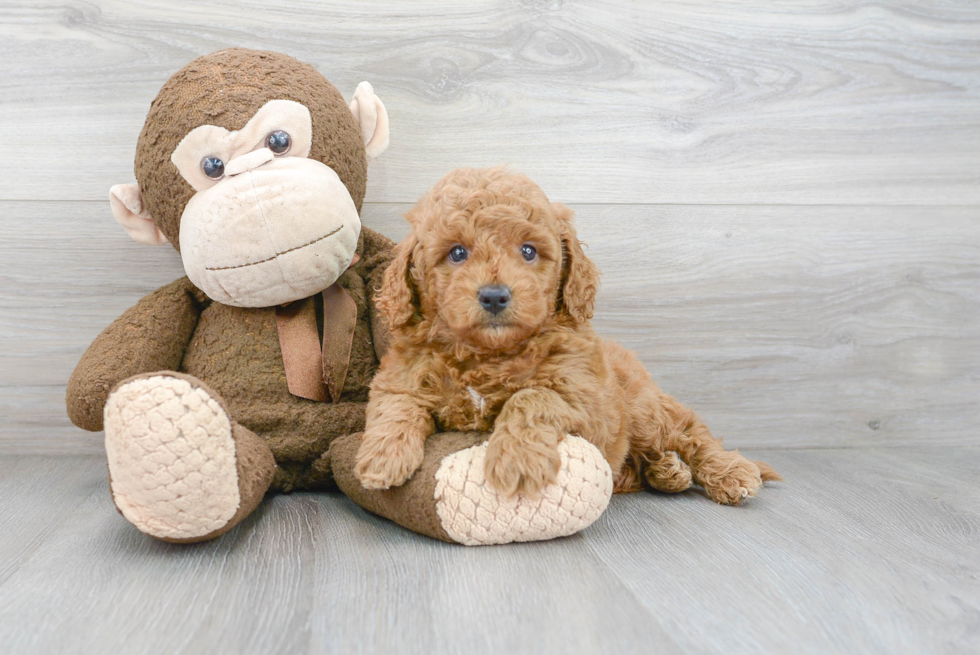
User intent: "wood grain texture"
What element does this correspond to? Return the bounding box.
[1,0,978,204]
[0,449,976,654]
[0,457,105,586]
[3,200,976,453]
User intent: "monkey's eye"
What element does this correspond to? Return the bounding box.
[201,157,225,180]
[448,245,469,264]
[265,130,291,155]
[521,243,537,262]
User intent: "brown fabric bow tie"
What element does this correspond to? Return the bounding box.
[274,258,359,403]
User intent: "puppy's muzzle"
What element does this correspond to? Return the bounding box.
[478,285,512,316]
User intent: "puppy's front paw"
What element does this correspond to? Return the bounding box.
[354,430,426,490]
[697,452,764,506]
[484,436,562,499]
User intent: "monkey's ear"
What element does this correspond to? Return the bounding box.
[109,184,169,246]
[349,81,390,160]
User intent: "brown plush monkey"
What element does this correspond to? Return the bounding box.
[68,49,612,545]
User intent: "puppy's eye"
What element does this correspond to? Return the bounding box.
[521,243,537,262]
[448,245,469,264]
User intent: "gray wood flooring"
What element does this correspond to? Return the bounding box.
[0,449,977,655]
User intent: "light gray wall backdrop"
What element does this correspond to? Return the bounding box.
[1,0,978,454]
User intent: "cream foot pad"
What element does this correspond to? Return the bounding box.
[433,436,613,546]
[104,375,240,541]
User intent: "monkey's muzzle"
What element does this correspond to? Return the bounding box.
[179,156,361,307]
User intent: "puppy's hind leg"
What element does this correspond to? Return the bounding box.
[625,386,779,504]
[608,340,779,504]
[645,451,693,493]
[614,447,692,494]
[655,394,780,505]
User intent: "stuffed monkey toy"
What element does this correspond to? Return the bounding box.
[67,49,612,545]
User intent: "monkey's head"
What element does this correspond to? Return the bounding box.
[109,49,390,307]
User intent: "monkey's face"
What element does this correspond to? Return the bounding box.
[110,49,391,309]
[170,100,360,307]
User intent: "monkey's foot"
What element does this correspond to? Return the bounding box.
[331,432,613,546]
[103,372,275,543]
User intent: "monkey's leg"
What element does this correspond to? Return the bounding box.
[103,372,275,543]
[329,431,613,546]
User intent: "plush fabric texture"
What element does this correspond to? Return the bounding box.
[179,229,389,485]
[104,373,276,544]
[169,99,315,191]
[105,374,239,540]
[109,183,169,245]
[177,158,361,307]
[331,431,612,545]
[348,81,390,159]
[434,435,613,546]
[134,48,368,250]
[69,227,396,494]
[67,279,201,432]
[331,431,480,542]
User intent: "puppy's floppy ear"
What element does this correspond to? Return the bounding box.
[553,203,600,323]
[376,231,420,329]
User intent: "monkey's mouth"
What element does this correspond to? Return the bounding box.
[204,224,345,271]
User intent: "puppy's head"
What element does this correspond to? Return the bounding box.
[377,166,599,353]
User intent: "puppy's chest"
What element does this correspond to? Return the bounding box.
[431,365,529,432]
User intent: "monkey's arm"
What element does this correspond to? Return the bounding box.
[359,226,397,361]
[66,277,206,431]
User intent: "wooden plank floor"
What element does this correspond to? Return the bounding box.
[0,448,977,654]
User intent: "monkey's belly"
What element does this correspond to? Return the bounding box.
[180,302,372,468]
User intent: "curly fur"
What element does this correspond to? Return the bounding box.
[356,167,781,502]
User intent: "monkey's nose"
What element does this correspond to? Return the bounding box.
[478,285,512,315]
[225,148,275,176]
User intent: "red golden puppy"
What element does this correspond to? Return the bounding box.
[355,167,780,503]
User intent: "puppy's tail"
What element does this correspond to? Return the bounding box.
[755,460,783,482]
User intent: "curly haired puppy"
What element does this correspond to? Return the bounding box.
[355,167,780,503]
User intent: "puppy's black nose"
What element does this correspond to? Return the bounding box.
[478,285,512,315]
